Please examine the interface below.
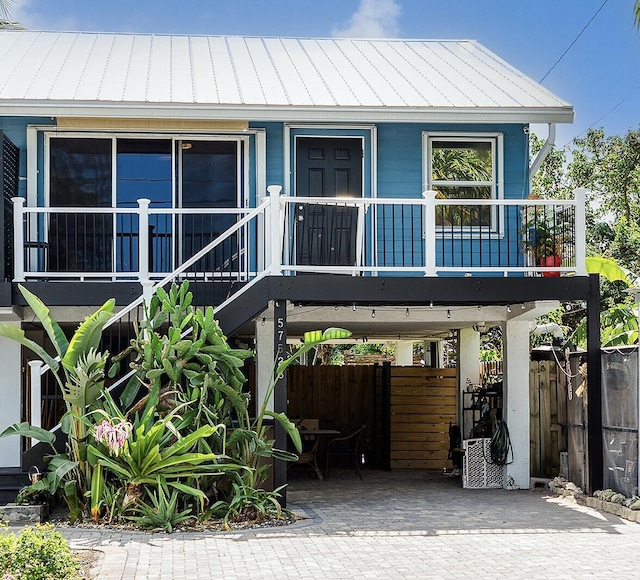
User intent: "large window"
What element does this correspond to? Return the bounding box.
[425,134,501,228]
[46,134,245,273]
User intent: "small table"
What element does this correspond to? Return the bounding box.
[295,429,340,479]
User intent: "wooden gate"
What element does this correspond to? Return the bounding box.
[389,367,457,470]
[530,359,568,478]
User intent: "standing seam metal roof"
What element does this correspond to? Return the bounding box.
[0,30,573,123]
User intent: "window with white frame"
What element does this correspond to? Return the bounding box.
[425,133,502,228]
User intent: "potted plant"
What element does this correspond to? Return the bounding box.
[522,216,563,277]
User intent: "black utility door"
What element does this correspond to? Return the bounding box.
[295,137,363,267]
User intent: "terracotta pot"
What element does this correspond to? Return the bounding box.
[540,255,562,277]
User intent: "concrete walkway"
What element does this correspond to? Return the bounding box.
[57,470,639,579]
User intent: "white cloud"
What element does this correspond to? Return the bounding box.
[12,0,81,31]
[332,0,402,39]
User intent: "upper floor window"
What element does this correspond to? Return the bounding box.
[424,133,502,228]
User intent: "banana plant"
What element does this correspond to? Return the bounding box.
[230,327,352,490]
[0,284,115,512]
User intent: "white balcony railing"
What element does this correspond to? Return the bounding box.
[13,187,587,285]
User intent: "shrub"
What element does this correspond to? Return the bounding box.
[0,523,80,579]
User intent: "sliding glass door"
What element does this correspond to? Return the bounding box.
[47,134,245,276]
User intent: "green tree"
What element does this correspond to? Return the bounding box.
[569,128,640,225]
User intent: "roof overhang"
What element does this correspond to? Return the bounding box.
[0,101,575,125]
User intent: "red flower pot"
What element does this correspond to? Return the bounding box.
[540,255,562,277]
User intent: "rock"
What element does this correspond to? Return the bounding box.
[0,503,46,524]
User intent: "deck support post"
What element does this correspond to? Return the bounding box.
[574,188,587,276]
[272,300,288,504]
[423,190,437,276]
[137,198,151,283]
[586,273,603,493]
[267,185,283,276]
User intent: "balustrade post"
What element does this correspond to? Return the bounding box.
[12,197,25,282]
[137,198,151,283]
[423,190,437,277]
[574,188,587,276]
[267,185,283,276]
[28,360,43,445]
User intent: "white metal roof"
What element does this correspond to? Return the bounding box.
[0,30,573,123]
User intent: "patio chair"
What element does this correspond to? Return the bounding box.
[293,435,324,480]
[325,424,367,480]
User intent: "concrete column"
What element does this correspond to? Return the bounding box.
[503,319,531,489]
[255,313,275,414]
[395,341,414,366]
[459,327,480,434]
[459,327,480,389]
[0,330,22,467]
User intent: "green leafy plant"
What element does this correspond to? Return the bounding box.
[229,327,353,492]
[126,477,194,533]
[0,286,114,519]
[86,383,242,522]
[0,523,80,580]
[208,479,289,531]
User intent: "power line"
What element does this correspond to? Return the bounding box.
[562,82,640,148]
[539,0,609,83]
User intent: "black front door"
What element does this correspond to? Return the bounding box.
[295,137,363,267]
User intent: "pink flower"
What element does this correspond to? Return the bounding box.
[94,418,132,456]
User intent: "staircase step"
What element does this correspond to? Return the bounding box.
[0,468,30,490]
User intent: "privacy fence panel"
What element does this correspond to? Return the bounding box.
[601,347,638,497]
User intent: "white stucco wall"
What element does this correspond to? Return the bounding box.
[395,340,414,366]
[0,330,22,467]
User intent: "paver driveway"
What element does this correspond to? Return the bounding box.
[59,470,640,579]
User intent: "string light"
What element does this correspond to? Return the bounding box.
[405,308,410,317]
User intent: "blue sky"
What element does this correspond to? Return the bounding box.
[8,0,640,148]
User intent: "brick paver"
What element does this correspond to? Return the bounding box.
[55,471,640,579]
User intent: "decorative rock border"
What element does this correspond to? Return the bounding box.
[585,497,640,523]
[549,477,640,524]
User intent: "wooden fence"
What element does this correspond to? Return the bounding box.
[283,364,457,470]
[389,367,457,470]
[529,359,568,478]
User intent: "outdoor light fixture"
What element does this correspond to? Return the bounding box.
[447,309,451,319]
[406,308,410,316]
[371,309,376,318]
[507,304,512,313]
[430,300,434,309]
